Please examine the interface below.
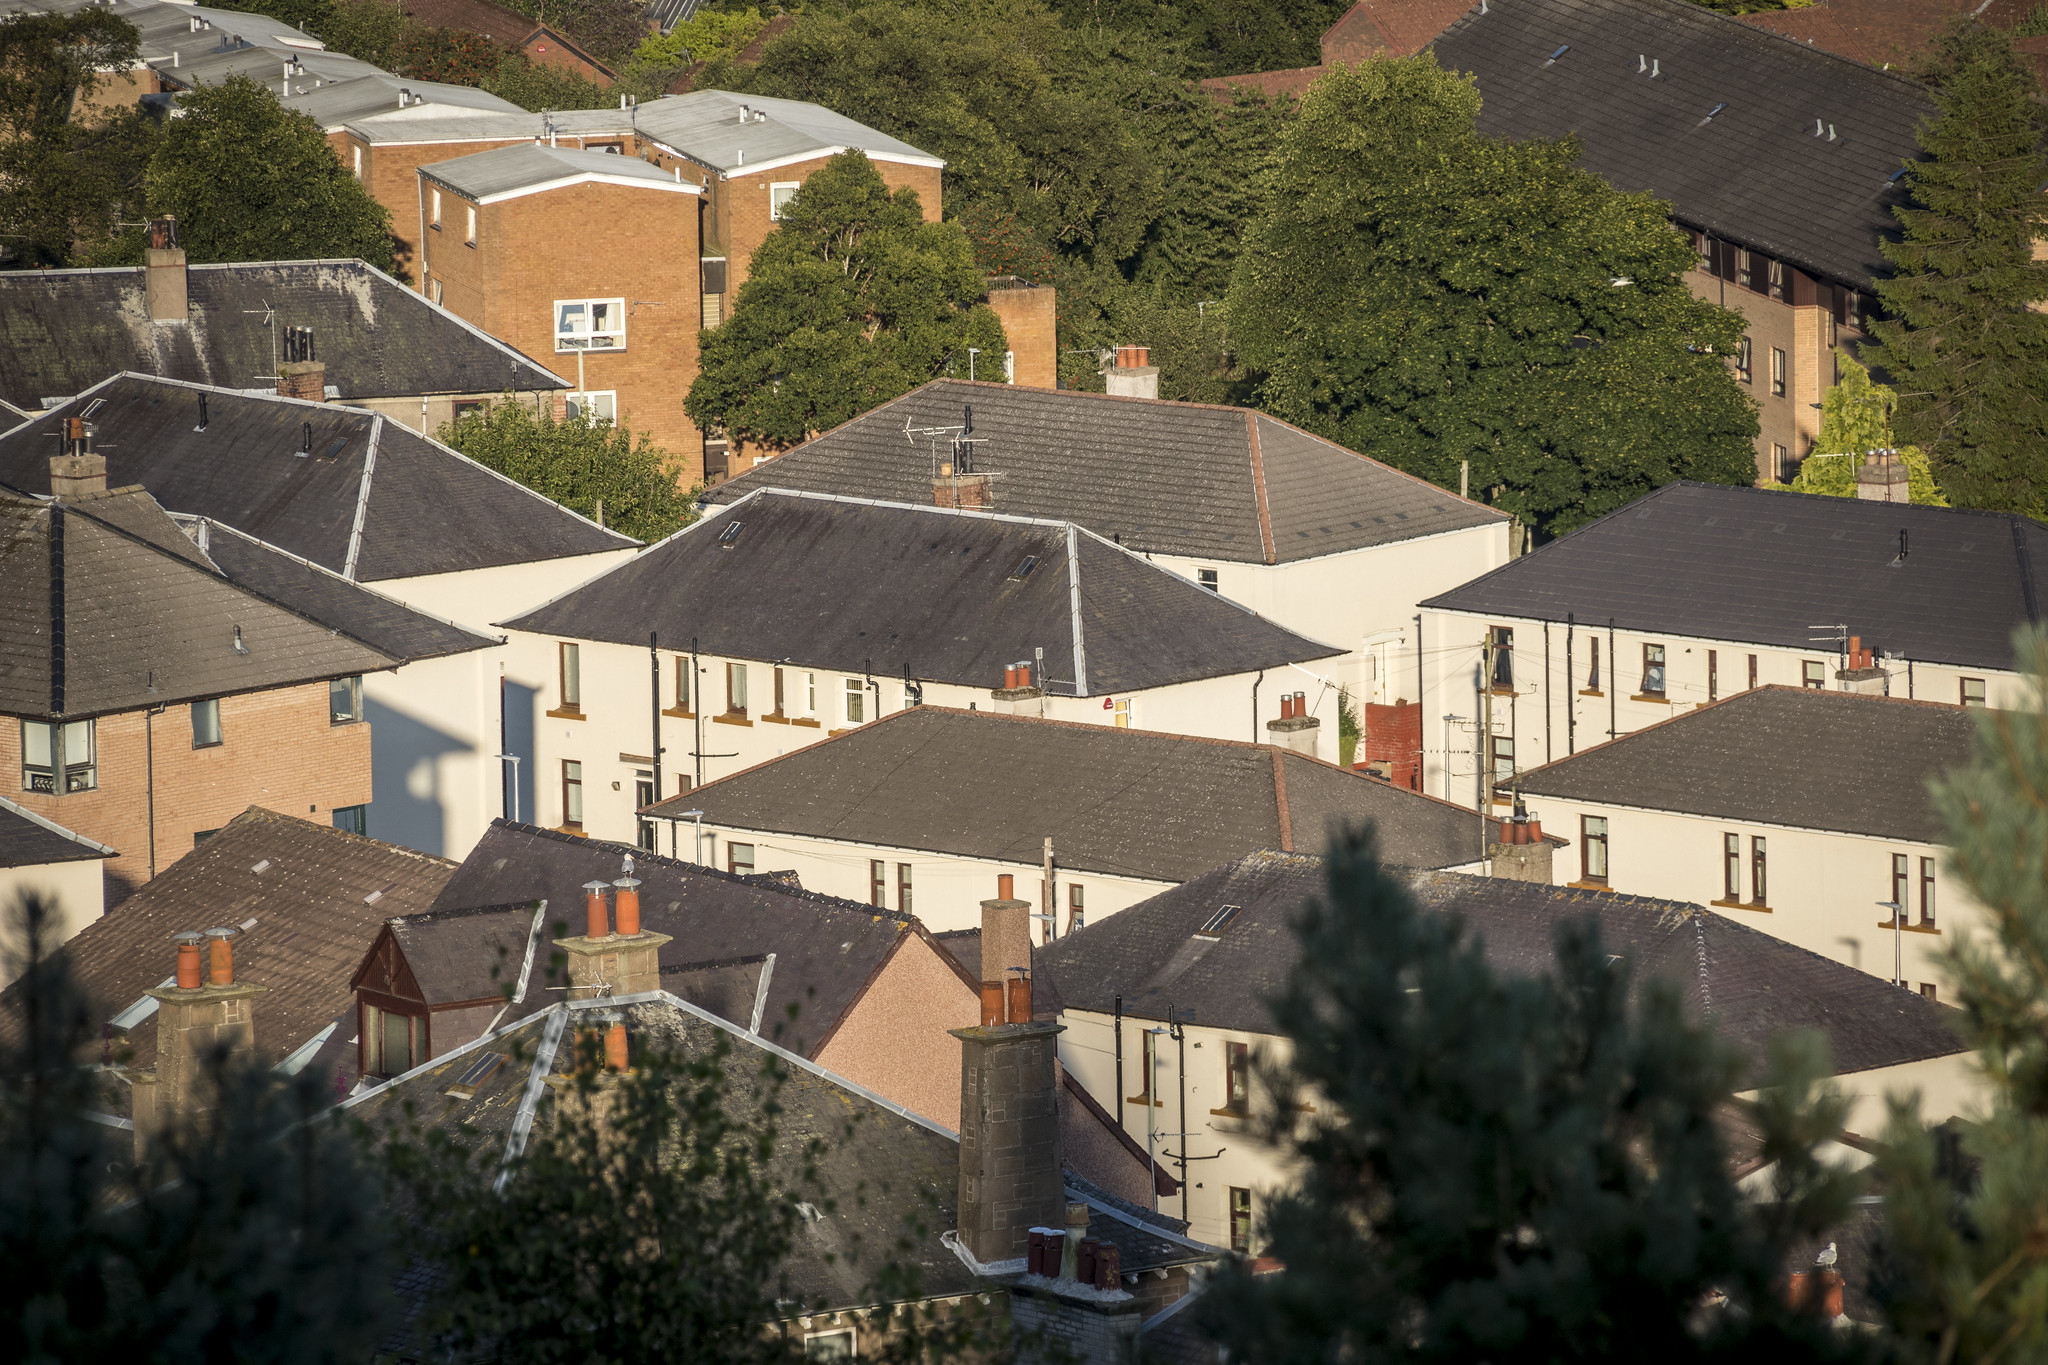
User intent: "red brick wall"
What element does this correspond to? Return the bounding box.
[340,133,532,283]
[986,284,1056,388]
[0,682,373,905]
[717,157,943,302]
[1363,702,1421,790]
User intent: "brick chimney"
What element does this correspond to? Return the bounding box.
[145,216,188,323]
[991,661,1045,718]
[978,874,1034,1024]
[131,927,266,1161]
[1103,345,1158,401]
[276,324,326,401]
[554,865,672,999]
[1856,449,1910,502]
[933,461,995,510]
[49,419,107,499]
[950,1012,1066,1266]
[1265,691,1320,758]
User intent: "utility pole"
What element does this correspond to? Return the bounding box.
[1042,836,1058,941]
[1479,632,1494,827]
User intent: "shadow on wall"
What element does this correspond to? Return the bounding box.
[366,698,473,856]
[503,680,537,825]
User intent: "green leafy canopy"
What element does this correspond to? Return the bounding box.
[438,399,699,543]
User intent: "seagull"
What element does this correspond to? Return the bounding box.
[1817,1242,1838,1269]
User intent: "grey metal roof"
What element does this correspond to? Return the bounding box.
[1429,0,1932,290]
[421,142,698,199]
[646,706,1504,880]
[1033,850,1966,1079]
[1420,481,2047,671]
[708,381,1505,565]
[278,73,521,128]
[0,795,114,868]
[509,489,1339,691]
[634,90,943,174]
[1517,685,1978,841]
[0,375,635,582]
[0,259,567,408]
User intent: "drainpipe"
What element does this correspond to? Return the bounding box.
[1250,669,1263,744]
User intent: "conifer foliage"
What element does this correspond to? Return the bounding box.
[1866,21,2048,516]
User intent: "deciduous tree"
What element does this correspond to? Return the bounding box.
[438,399,698,542]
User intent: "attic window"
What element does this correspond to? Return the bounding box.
[1197,904,1242,937]
[251,859,271,874]
[718,520,745,548]
[1009,555,1039,581]
[445,1051,506,1099]
[81,399,105,418]
[1543,44,1569,64]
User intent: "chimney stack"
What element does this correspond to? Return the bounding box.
[1103,345,1158,401]
[145,216,188,323]
[1856,449,1910,502]
[979,874,1034,1024]
[992,661,1045,717]
[277,325,326,401]
[49,422,107,499]
[132,927,266,1162]
[950,1009,1066,1266]
[557,860,671,999]
[1266,691,1320,758]
[1488,796,1552,882]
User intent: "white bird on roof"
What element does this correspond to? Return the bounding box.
[1816,1242,1838,1269]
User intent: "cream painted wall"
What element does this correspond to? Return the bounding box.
[1521,791,1984,997]
[1418,607,2017,809]
[0,858,106,982]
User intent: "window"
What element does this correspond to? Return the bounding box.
[769,182,801,220]
[1802,659,1826,690]
[1707,650,1718,702]
[1229,1188,1253,1254]
[429,278,443,306]
[805,672,817,717]
[330,674,363,725]
[1490,625,1514,690]
[673,658,692,712]
[191,698,222,748]
[366,1004,419,1077]
[772,667,786,717]
[803,1330,855,1361]
[559,643,582,712]
[1004,350,1015,383]
[1723,833,1741,901]
[1770,346,1787,398]
[193,828,222,847]
[1735,248,1753,290]
[554,298,625,351]
[561,760,583,829]
[897,862,913,914]
[1920,982,1939,1002]
[1198,568,1219,593]
[1961,677,1987,708]
[1489,734,1515,787]
[728,842,755,876]
[1920,856,1937,926]
[1224,1041,1249,1115]
[1581,816,1608,884]
[1586,637,1602,693]
[430,188,441,227]
[1113,698,1131,728]
[1639,643,1666,697]
[464,205,476,245]
[1751,836,1768,905]
[1132,1028,1158,1104]
[1736,336,1752,383]
[1890,853,1910,920]
[1772,443,1789,483]
[636,778,656,852]
[21,719,94,794]
[869,859,886,907]
[332,804,367,836]
[565,391,616,423]
[844,677,866,725]
[726,662,748,714]
[352,144,362,177]
[1748,654,1760,691]
[1767,258,1787,300]
[1068,882,1085,931]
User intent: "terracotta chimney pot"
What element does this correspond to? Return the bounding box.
[980,981,1005,1027]
[204,927,234,986]
[582,879,610,939]
[1007,972,1032,1022]
[998,873,1014,900]
[605,1020,629,1071]
[174,931,203,988]
[613,876,641,937]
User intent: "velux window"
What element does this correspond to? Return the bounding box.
[555,298,625,351]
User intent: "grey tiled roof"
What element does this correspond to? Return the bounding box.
[1421,482,2047,671]
[421,143,697,199]
[643,706,1501,880]
[1034,850,1965,1080]
[0,259,567,408]
[0,795,114,868]
[0,375,634,582]
[1517,685,1978,841]
[1429,0,1932,290]
[507,490,1340,692]
[707,382,1504,564]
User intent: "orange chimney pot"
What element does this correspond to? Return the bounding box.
[583,879,609,939]
[174,932,203,989]
[205,928,234,986]
[614,877,641,937]
[605,1021,629,1071]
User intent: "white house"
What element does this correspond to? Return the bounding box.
[1417,482,2034,810]
[0,796,113,979]
[1512,685,1983,997]
[496,489,1347,848]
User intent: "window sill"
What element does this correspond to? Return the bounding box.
[546,707,585,721]
[761,713,791,725]
[788,717,822,729]
[554,823,585,836]
[1629,694,1671,704]
[661,707,694,719]
[713,713,752,727]
[1711,898,1771,913]
[1209,1106,1247,1119]
[1879,920,1942,934]
[555,344,626,354]
[1578,689,1604,698]
[330,718,364,728]
[1489,687,1517,697]
[1126,1096,1163,1108]
[1564,880,1610,891]
[429,223,441,232]
[192,742,223,751]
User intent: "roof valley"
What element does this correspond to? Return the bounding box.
[1245,412,1276,565]
[342,413,382,582]
[1065,523,1089,696]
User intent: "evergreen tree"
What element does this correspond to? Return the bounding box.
[1226,58,1759,537]
[1873,627,2048,1362]
[685,151,1007,452]
[438,400,698,542]
[1865,21,2048,516]
[1198,827,1872,1364]
[146,75,398,271]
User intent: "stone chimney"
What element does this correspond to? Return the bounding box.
[991,661,1045,718]
[1856,449,1910,502]
[1103,345,1158,400]
[1265,691,1320,758]
[49,419,107,499]
[933,461,995,510]
[145,216,188,323]
[131,927,266,1161]
[1487,800,1552,883]
[951,1012,1066,1266]
[554,865,672,999]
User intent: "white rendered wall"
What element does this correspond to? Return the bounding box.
[0,858,106,984]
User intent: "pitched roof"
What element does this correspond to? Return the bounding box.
[0,487,400,720]
[1517,686,1978,842]
[0,795,114,868]
[1428,0,1933,290]
[707,381,1505,565]
[1734,0,1973,69]
[1033,850,1966,1079]
[421,143,702,201]
[397,0,614,74]
[425,821,972,1054]
[506,489,1340,692]
[0,806,455,1072]
[633,90,944,175]
[644,706,1504,880]
[0,375,635,582]
[0,259,567,409]
[1420,481,2046,671]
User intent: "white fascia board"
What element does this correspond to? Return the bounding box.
[720,146,945,178]
[1519,790,1945,847]
[473,173,702,204]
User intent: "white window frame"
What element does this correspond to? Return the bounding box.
[804,672,817,718]
[1003,350,1015,383]
[843,677,866,725]
[769,181,801,221]
[564,390,617,423]
[352,143,363,178]
[430,188,442,227]
[465,205,477,245]
[555,297,626,352]
[21,718,95,794]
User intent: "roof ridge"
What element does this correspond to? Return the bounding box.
[1245,410,1276,565]
[341,413,380,581]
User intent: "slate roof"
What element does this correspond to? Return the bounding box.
[1420,482,2047,671]
[421,143,700,200]
[0,795,114,868]
[1516,686,1978,842]
[707,381,1505,565]
[646,706,1504,880]
[1034,850,1966,1080]
[633,90,944,175]
[0,375,634,582]
[507,490,1340,693]
[0,487,400,720]
[0,807,456,1075]
[0,259,567,408]
[425,821,973,1054]
[1428,0,1933,290]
